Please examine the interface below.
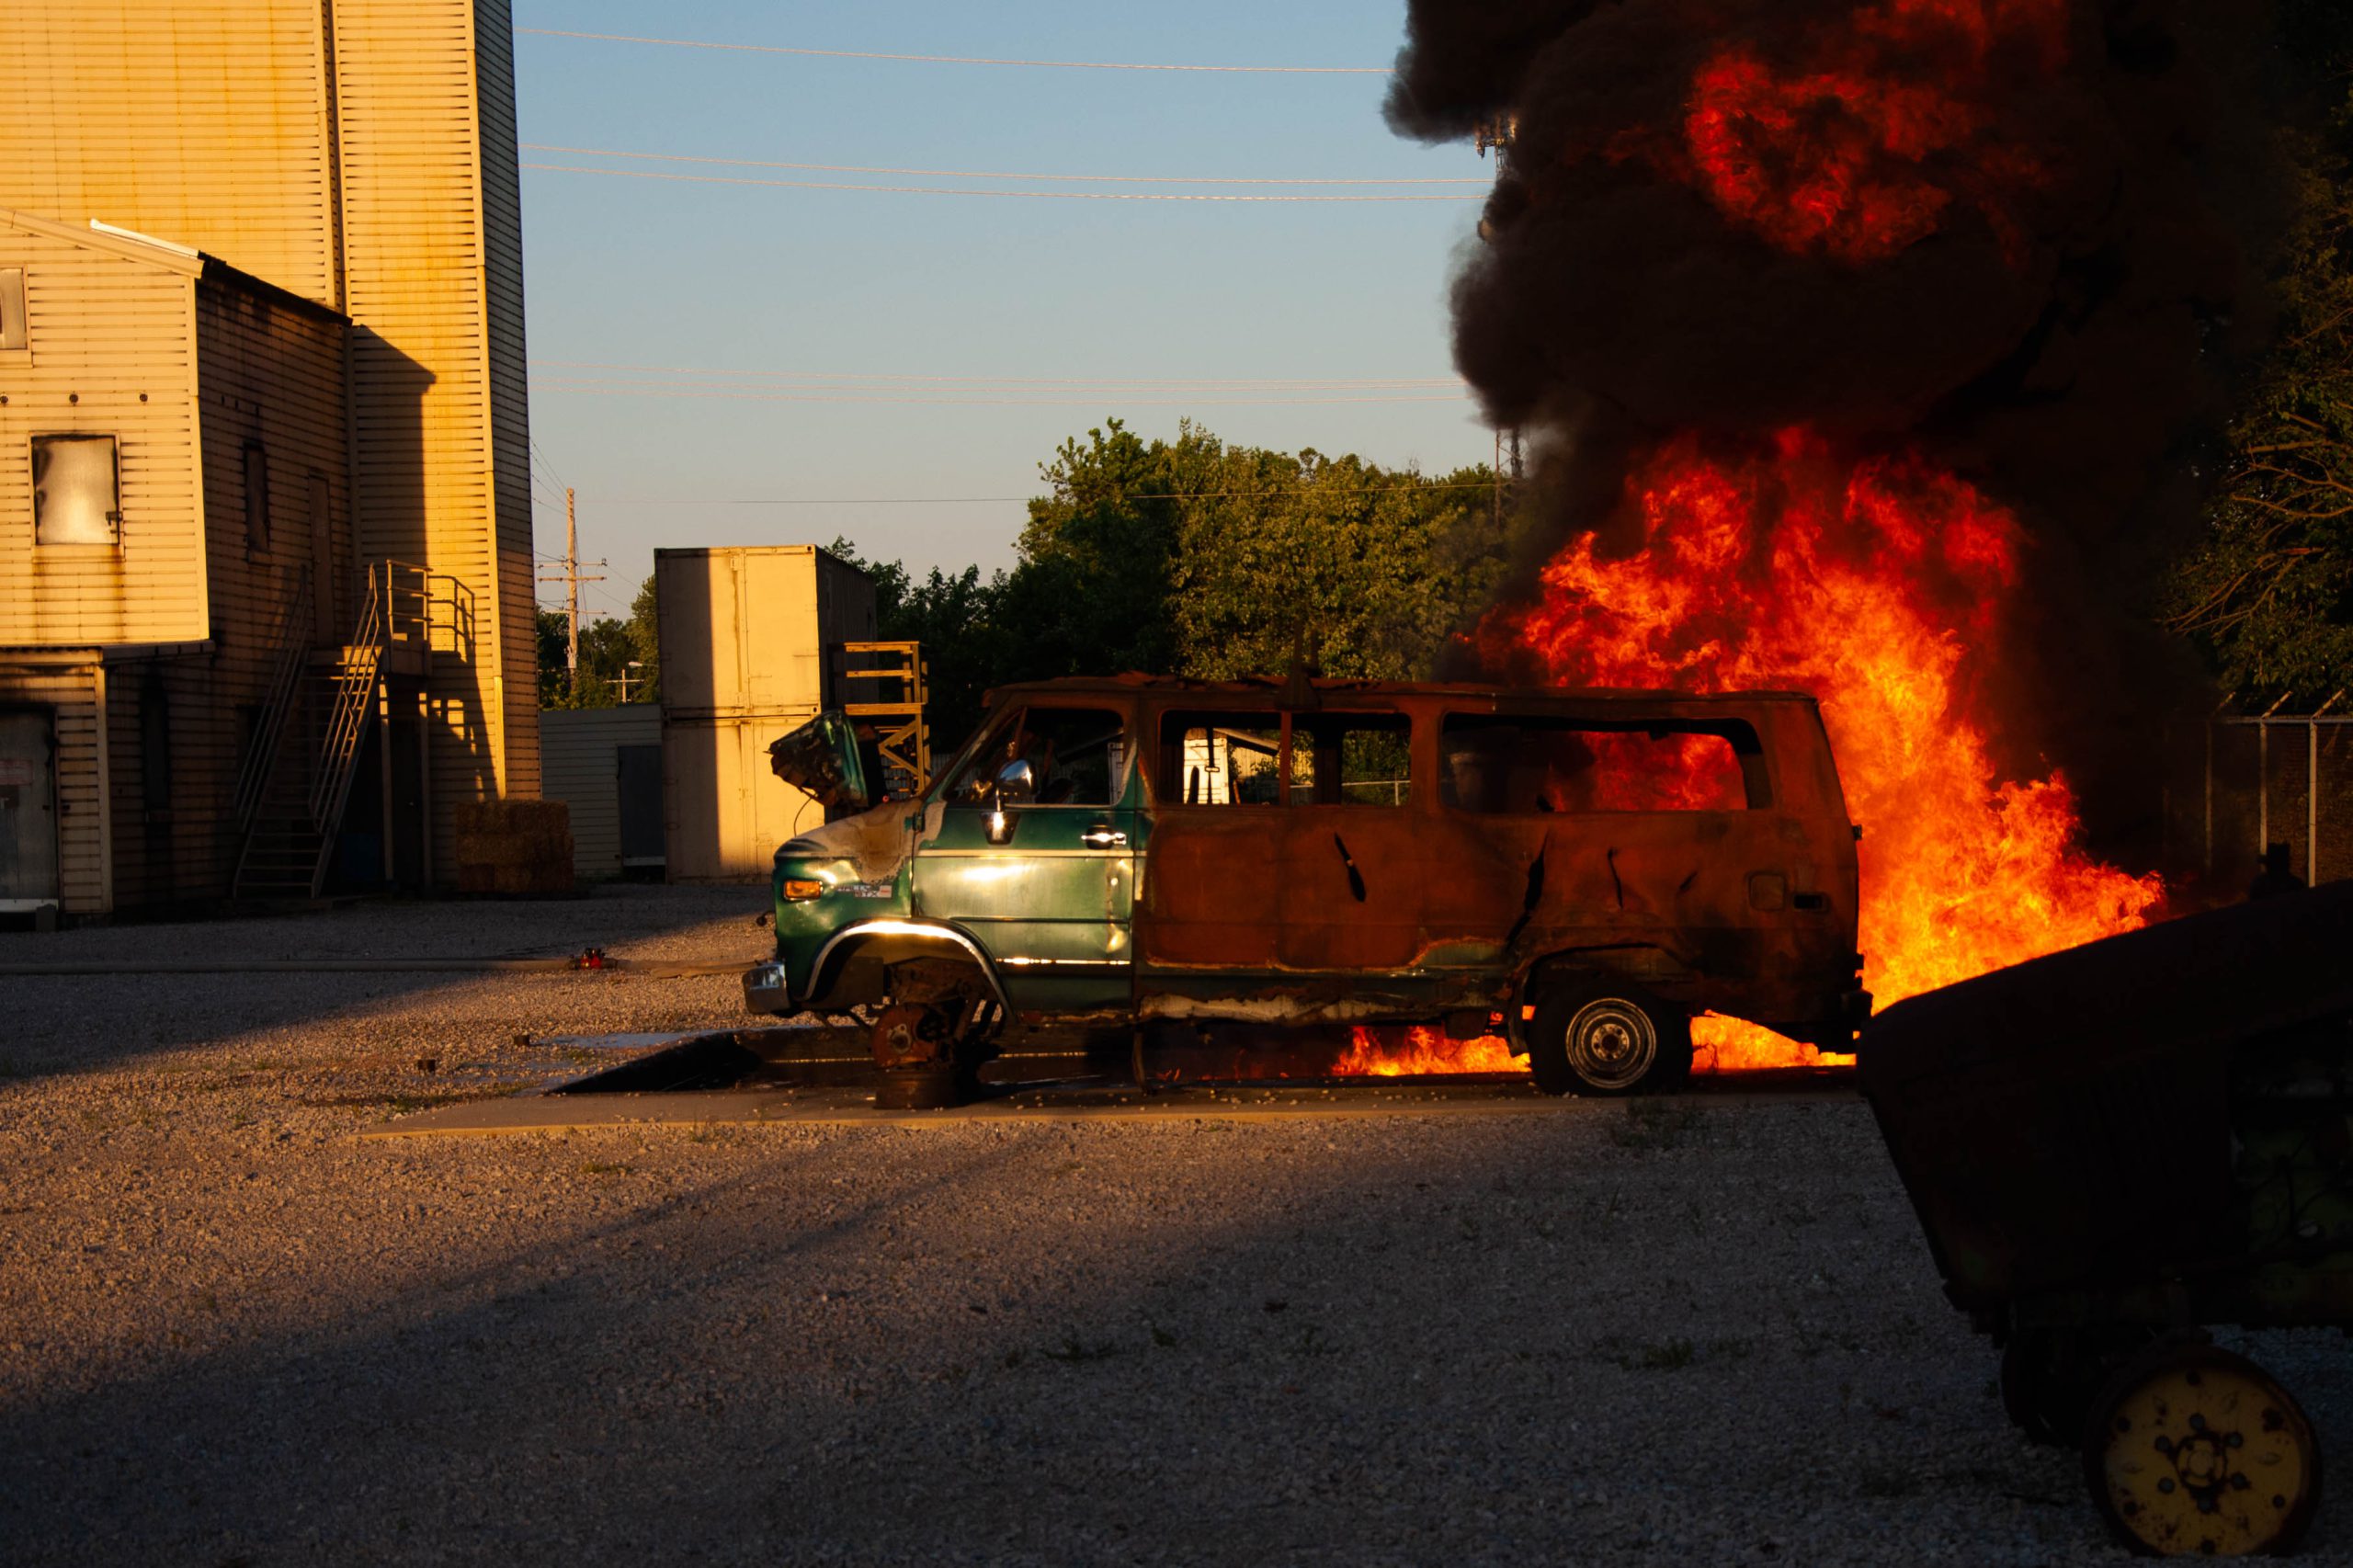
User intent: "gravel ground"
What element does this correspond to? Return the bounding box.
[1,887,2347,1565]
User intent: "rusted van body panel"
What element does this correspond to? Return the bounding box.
[753,676,1867,1051]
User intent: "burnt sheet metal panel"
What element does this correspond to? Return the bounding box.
[1859,880,2353,1319]
[539,704,660,879]
[1123,682,1858,1035]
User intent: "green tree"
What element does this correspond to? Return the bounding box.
[535,574,659,710]
[623,572,659,705]
[832,420,1509,750]
[2165,6,2353,707]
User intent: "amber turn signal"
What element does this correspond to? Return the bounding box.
[781,879,827,901]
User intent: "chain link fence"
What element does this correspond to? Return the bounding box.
[2160,716,2353,892]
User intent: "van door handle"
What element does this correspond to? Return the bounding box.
[1081,826,1128,848]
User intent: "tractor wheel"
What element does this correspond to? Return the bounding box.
[2083,1341,2321,1557]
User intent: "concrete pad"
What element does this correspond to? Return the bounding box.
[363,1070,1856,1139]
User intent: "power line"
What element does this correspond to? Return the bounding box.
[529,435,573,491]
[529,359,1465,389]
[522,162,1480,203]
[520,142,1482,187]
[531,382,1470,406]
[514,27,1392,74]
[577,482,1504,506]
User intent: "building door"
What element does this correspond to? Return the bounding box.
[0,710,61,906]
[617,744,665,868]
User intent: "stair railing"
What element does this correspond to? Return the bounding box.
[231,564,314,835]
[375,559,477,660]
[308,567,387,832]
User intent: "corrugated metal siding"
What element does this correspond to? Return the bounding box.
[0,3,341,308]
[0,660,108,913]
[657,548,833,714]
[7,0,540,890]
[334,0,538,873]
[474,0,540,800]
[664,712,824,882]
[0,226,205,646]
[540,705,659,878]
[107,274,353,909]
[654,547,872,881]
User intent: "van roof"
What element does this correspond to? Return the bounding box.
[983,675,1821,708]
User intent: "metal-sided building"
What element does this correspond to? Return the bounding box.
[0,211,363,916]
[656,547,877,881]
[0,0,541,912]
[539,704,664,882]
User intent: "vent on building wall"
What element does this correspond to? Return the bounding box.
[0,268,24,352]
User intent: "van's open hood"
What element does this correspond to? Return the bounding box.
[768,711,869,811]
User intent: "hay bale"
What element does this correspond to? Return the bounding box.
[451,797,574,895]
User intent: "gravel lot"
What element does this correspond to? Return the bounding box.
[1,886,2347,1565]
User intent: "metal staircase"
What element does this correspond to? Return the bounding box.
[232,562,436,902]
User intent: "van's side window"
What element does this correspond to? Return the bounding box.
[949,706,1131,807]
[1439,715,1770,812]
[1015,707,1129,806]
[1288,711,1413,807]
[1160,712,1283,805]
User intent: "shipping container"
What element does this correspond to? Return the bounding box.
[654,546,875,882]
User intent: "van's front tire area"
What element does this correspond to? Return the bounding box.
[1526,984,1693,1096]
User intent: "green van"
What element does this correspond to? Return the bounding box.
[748,676,1868,1101]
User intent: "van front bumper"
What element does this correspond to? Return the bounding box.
[744,960,793,1016]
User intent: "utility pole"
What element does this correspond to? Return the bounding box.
[1475,116,1522,526]
[537,487,606,695]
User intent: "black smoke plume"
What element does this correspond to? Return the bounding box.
[1389,0,2278,857]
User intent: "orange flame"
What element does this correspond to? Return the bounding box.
[1336,1025,1523,1077]
[1336,432,2159,1079]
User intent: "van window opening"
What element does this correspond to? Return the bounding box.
[949,706,1129,807]
[1438,714,1770,812]
[1160,713,1283,805]
[1288,712,1414,807]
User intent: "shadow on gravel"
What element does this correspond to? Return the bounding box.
[0,886,767,1080]
[6,1111,2327,1564]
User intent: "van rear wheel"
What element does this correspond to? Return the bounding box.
[1527,984,1689,1096]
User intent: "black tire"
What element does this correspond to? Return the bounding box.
[1526,983,1687,1096]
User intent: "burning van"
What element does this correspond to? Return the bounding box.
[749,676,1868,1101]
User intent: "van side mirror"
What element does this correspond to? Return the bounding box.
[984,758,1036,845]
[994,758,1037,806]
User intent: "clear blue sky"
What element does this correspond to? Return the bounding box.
[513,2,1495,620]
